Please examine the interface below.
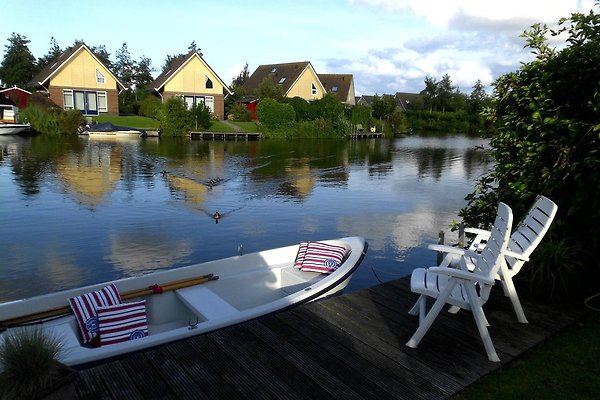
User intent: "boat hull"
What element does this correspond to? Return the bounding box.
[0,237,367,366]
[0,123,30,135]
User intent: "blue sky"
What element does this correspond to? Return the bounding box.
[2,0,595,95]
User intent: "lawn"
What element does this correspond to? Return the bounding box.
[454,311,600,400]
[92,116,258,133]
[94,115,159,130]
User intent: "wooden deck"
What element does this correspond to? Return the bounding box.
[73,277,583,399]
[189,131,262,140]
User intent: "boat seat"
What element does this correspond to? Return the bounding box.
[175,285,238,320]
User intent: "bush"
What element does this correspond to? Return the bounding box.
[228,103,252,122]
[20,106,84,135]
[156,97,192,136]
[0,327,66,399]
[137,95,162,118]
[256,98,296,131]
[190,102,212,130]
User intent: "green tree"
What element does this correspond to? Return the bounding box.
[156,97,192,136]
[0,33,36,87]
[36,37,62,72]
[421,76,438,112]
[89,44,111,69]
[460,5,600,295]
[469,79,489,113]
[437,74,455,112]
[256,98,295,131]
[254,77,285,102]
[134,55,154,94]
[371,94,396,121]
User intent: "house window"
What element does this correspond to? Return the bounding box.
[311,83,317,96]
[332,86,338,92]
[63,90,74,109]
[205,76,213,89]
[64,89,101,115]
[271,67,277,73]
[96,69,105,84]
[278,77,286,84]
[181,95,214,113]
[98,91,107,112]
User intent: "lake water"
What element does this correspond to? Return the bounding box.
[0,134,491,302]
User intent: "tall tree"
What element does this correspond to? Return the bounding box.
[36,37,62,72]
[421,76,438,112]
[437,74,455,112]
[162,53,184,73]
[469,79,488,112]
[0,33,36,87]
[90,44,111,69]
[231,62,250,88]
[134,55,154,92]
[114,42,136,91]
[188,41,198,53]
[371,94,396,121]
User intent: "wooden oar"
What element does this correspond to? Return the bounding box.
[1,273,218,327]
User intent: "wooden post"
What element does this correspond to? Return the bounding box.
[458,222,465,248]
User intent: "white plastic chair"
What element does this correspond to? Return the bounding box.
[406,202,513,362]
[429,195,557,323]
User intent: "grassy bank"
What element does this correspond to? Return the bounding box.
[93,116,258,133]
[455,311,600,399]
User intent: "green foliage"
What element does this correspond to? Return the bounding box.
[460,5,600,296]
[228,103,253,122]
[255,77,286,102]
[0,33,37,87]
[404,110,484,134]
[20,106,84,135]
[189,102,213,130]
[351,105,372,127]
[156,97,191,136]
[371,95,397,120]
[285,96,312,121]
[137,95,162,119]
[0,327,65,399]
[256,98,296,132]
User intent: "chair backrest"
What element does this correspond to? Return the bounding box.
[506,195,558,272]
[467,202,513,301]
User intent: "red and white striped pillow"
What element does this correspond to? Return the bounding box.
[299,241,347,274]
[68,283,122,344]
[294,241,309,269]
[97,300,148,346]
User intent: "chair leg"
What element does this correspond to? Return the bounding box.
[406,281,457,348]
[408,296,423,316]
[465,284,500,362]
[502,277,528,323]
[447,305,460,314]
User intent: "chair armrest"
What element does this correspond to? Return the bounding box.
[505,249,529,261]
[428,266,495,285]
[464,227,491,237]
[427,244,465,256]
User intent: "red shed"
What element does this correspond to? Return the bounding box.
[0,86,31,109]
[237,97,259,120]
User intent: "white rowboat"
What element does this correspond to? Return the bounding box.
[0,237,367,367]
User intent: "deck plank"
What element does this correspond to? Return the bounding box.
[74,277,584,399]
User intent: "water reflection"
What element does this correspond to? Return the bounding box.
[0,135,492,301]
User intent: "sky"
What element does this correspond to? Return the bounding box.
[1,0,596,96]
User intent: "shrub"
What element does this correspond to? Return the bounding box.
[0,327,66,399]
[137,95,162,118]
[256,98,296,131]
[20,106,84,135]
[156,97,191,137]
[190,102,212,130]
[228,103,252,122]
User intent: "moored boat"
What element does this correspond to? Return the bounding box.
[0,237,367,366]
[80,122,145,137]
[0,104,30,135]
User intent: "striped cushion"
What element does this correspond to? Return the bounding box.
[68,284,122,343]
[299,242,347,274]
[97,300,148,346]
[293,241,309,269]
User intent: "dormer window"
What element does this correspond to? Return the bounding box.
[96,69,105,84]
[205,76,213,89]
[311,83,317,96]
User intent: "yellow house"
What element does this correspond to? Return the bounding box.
[29,43,124,115]
[149,51,232,119]
[243,61,326,102]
